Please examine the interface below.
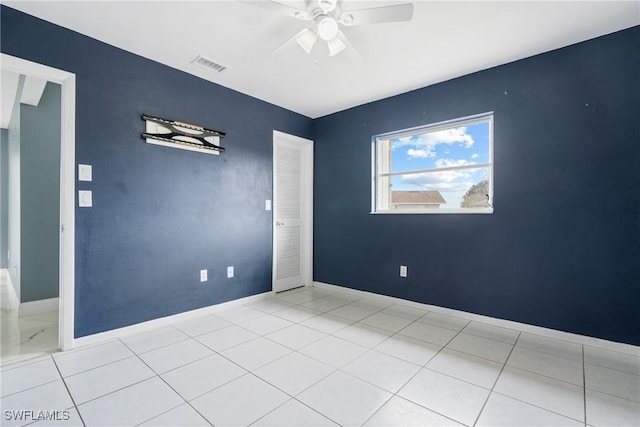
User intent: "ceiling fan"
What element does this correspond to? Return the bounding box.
[242,0,414,57]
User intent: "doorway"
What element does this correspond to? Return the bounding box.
[272,130,313,293]
[0,54,76,363]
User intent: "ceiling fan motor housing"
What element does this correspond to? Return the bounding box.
[317,0,338,13]
[306,0,341,18]
[247,0,415,57]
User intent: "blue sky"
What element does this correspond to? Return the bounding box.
[390,121,490,208]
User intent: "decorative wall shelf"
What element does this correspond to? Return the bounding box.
[142,114,226,155]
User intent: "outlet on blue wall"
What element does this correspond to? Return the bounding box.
[313,26,640,345]
[2,5,638,345]
[1,6,312,337]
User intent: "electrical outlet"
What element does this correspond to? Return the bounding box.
[227,266,234,278]
[200,269,208,282]
[400,265,408,278]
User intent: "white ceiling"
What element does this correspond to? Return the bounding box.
[4,1,639,118]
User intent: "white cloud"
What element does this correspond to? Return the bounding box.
[407,148,434,159]
[395,136,413,144]
[392,126,475,156]
[424,127,474,148]
[471,153,480,159]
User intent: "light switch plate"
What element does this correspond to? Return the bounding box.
[200,269,208,282]
[78,190,92,207]
[400,265,408,278]
[227,266,234,278]
[78,164,92,182]
[265,200,272,211]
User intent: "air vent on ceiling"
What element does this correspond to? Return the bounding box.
[191,55,227,73]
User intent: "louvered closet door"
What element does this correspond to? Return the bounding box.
[273,131,313,293]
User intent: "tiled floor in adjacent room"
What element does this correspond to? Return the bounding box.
[0,307,59,365]
[1,285,638,426]
[0,271,59,365]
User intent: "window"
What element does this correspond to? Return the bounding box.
[372,112,493,214]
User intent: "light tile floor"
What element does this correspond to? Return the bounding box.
[1,308,59,365]
[1,286,638,426]
[0,271,59,365]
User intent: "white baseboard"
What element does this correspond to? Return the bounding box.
[19,297,59,317]
[313,281,639,356]
[1,269,19,310]
[67,281,639,357]
[73,291,273,349]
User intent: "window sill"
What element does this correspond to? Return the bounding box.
[371,208,493,215]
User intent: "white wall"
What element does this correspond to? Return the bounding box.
[7,75,23,301]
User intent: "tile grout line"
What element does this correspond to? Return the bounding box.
[59,354,169,407]
[118,337,214,427]
[223,296,347,427]
[582,345,587,427]
[471,331,521,427]
[360,317,472,427]
[472,335,588,425]
[150,296,348,416]
[501,361,588,389]
[156,300,344,425]
[487,389,587,424]
[0,362,62,399]
[49,354,87,427]
[287,295,422,427]
[250,393,343,427]
[7,290,636,426]
[247,367,343,426]
[582,359,640,377]
[52,341,134,378]
[247,295,405,427]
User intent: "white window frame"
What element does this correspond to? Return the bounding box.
[371,112,494,214]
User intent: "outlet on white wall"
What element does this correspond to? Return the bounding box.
[200,269,208,282]
[400,265,408,278]
[227,266,234,278]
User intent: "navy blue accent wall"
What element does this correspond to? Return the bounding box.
[313,27,640,345]
[1,6,312,337]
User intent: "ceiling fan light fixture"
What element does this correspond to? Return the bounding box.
[327,36,346,56]
[296,28,318,53]
[317,17,339,41]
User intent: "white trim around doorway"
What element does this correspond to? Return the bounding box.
[1,54,76,351]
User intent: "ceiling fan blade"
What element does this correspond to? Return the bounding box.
[240,0,311,20]
[339,3,414,26]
